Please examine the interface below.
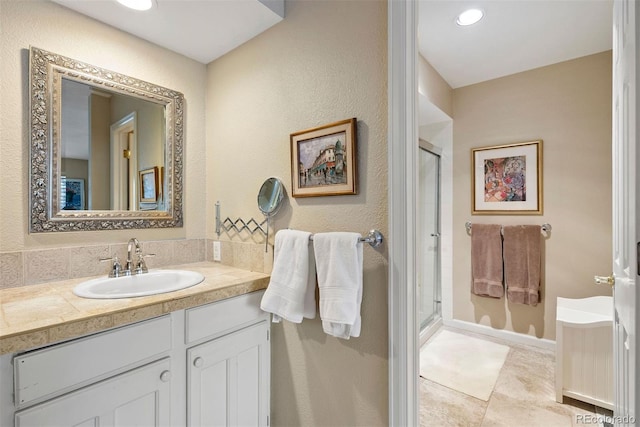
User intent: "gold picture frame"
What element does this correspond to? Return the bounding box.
[140,166,159,203]
[290,118,358,197]
[471,140,543,215]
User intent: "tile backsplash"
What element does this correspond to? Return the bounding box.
[0,238,272,290]
[206,239,273,276]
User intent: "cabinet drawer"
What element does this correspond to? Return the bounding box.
[14,315,171,407]
[186,291,267,343]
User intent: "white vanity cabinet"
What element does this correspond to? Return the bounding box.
[15,358,172,427]
[185,290,271,427]
[11,314,173,427]
[1,291,270,427]
[188,322,270,427]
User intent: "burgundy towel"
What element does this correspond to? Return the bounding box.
[471,224,504,298]
[503,225,541,306]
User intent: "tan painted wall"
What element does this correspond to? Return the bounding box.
[419,54,453,118]
[206,0,388,424]
[90,94,110,210]
[0,0,207,251]
[452,51,613,340]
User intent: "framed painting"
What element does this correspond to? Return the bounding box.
[140,166,159,203]
[290,118,357,197]
[472,140,543,215]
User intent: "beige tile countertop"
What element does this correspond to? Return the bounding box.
[0,262,269,355]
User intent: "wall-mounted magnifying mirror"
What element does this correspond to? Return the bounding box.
[258,177,284,217]
[257,177,285,251]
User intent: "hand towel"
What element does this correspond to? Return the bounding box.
[503,225,541,306]
[471,224,504,298]
[260,229,316,323]
[313,232,363,339]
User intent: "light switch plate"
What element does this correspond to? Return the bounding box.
[213,241,221,261]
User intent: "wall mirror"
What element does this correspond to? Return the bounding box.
[29,47,184,232]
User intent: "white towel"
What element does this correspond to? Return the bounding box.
[260,229,316,323]
[313,232,363,339]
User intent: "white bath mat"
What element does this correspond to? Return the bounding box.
[419,330,510,401]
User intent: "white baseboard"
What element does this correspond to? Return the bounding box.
[443,319,556,351]
[419,317,443,347]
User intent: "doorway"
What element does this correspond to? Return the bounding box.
[110,112,138,210]
[418,140,441,344]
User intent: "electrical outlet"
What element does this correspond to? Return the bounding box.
[213,241,221,262]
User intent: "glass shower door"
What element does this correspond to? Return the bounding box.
[418,144,441,334]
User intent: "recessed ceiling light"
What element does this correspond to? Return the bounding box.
[456,8,484,26]
[116,0,154,11]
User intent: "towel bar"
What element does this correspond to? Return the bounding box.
[465,222,551,234]
[309,229,384,248]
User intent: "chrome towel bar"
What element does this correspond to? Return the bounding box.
[465,222,551,234]
[309,229,384,248]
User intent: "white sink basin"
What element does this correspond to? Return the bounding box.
[73,269,205,299]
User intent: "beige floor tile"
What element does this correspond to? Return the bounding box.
[481,391,574,427]
[493,346,556,402]
[420,378,488,427]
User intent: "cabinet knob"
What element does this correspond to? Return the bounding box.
[193,357,204,368]
[160,370,171,382]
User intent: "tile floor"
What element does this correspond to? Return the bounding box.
[419,327,613,427]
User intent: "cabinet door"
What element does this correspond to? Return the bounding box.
[188,322,270,427]
[15,358,172,427]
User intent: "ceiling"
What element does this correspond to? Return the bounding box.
[51,1,612,97]
[52,0,284,64]
[418,0,613,89]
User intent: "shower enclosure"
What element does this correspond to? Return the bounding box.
[418,140,442,343]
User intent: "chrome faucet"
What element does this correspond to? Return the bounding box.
[125,237,150,275]
[100,238,154,278]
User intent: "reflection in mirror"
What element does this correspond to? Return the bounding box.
[60,79,165,211]
[257,177,284,217]
[29,47,184,232]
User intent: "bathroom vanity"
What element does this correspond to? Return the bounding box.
[0,263,270,427]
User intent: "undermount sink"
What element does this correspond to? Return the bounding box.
[73,269,205,299]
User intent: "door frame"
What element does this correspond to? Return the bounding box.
[388,0,419,425]
[110,112,137,210]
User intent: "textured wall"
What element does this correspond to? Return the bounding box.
[206,0,389,425]
[0,0,207,251]
[452,51,613,340]
[418,54,453,118]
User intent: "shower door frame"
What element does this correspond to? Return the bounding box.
[418,139,442,345]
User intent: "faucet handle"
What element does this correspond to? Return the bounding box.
[100,255,123,278]
[134,252,155,274]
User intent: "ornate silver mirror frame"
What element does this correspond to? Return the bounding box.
[29,47,184,232]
